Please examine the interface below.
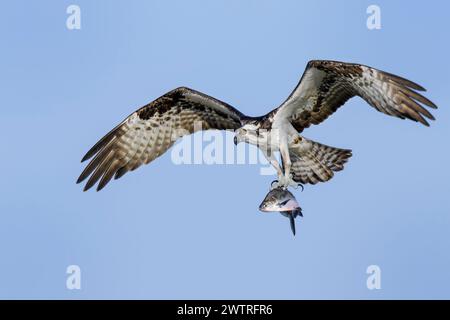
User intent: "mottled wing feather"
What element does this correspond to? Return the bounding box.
[290,138,352,185]
[77,87,244,191]
[274,60,437,132]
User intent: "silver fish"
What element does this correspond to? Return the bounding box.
[259,187,303,235]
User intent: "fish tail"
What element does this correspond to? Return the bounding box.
[288,213,296,236]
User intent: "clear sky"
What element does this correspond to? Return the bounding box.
[0,0,449,299]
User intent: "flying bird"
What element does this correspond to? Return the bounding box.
[77,60,436,192]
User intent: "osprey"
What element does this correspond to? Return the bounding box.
[77,60,436,191]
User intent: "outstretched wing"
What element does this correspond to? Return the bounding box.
[273,60,437,131]
[77,87,244,191]
[289,138,352,185]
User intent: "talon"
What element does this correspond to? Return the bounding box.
[291,181,304,191]
[270,180,279,190]
[286,174,303,191]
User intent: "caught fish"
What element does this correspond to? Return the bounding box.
[259,186,303,235]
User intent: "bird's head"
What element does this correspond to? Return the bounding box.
[234,121,260,145]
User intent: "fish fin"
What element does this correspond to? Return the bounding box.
[278,199,290,207]
[288,213,296,236]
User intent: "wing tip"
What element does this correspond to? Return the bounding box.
[421,119,431,127]
[81,154,91,163]
[80,181,105,192]
[96,180,109,192]
[427,100,438,109]
[413,115,430,127]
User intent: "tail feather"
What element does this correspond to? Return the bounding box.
[290,138,352,185]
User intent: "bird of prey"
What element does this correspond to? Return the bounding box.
[77,60,436,192]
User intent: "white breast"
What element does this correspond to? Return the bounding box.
[245,130,281,151]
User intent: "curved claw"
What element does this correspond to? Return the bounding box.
[288,174,304,191]
[287,179,304,192]
[270,180,289,190]
[270,180,279,190]
[271,178,304,191]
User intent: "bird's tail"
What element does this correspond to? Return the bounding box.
[289,138,352,185]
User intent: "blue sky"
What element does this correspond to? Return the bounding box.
[0,0,449,299]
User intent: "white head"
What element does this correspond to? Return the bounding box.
[233,121,261,145]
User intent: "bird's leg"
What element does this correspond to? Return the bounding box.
[279,135,298,189]
[262,149,283,177]
[261,149,284,189]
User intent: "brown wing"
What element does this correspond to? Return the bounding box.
[273,60,437,132]
[289,138,352,185]
[77,87,244,191]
